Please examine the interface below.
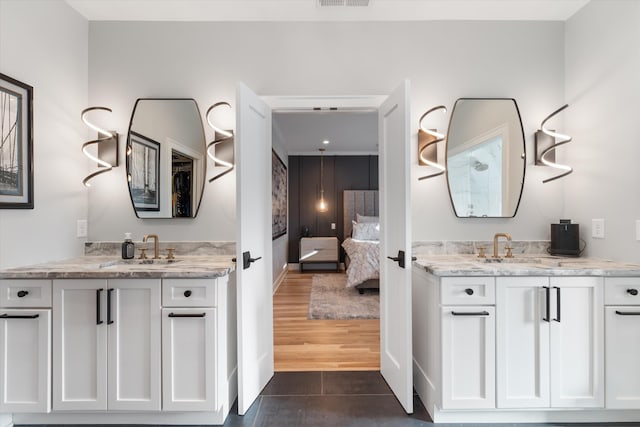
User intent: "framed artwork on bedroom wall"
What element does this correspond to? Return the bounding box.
[272,149,287,240]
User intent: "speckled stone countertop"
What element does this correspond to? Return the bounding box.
[0,255,236,279]
[414,254,640,277]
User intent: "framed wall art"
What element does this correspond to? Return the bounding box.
[0,73,33,209]
[272,149,287,240]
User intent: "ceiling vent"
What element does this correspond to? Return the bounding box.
[318,0,370,7]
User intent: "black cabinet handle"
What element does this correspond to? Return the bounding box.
[17,290,29,298]
[553,286,561,322]
[184,290,192,298]
[543,286,550,322]
[627,289,639,296]
[464,288,474,296]
[615,310,640,316]
[107,288,114,325]
[168,312,206,318]
[451,311,490,316]
[96,288,104,325]
[0,313,39,319]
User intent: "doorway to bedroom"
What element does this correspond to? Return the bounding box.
[271,107,381,372]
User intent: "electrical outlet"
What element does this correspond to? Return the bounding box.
[592,218,605,239]
[331,223,336,230]
[76,219,88,238]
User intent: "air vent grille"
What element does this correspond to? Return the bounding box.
[318,0,370,7]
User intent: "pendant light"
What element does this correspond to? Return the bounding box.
[317,148,328,212]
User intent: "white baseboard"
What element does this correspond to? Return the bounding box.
[0,414,12,427]
[273,267,287,294]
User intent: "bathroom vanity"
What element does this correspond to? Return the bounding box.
[0,255,236,425]
[412,255,640,423]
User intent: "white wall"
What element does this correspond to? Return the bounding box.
[88,20,565,244]
[564,0,640,262]
[0,0,88,268]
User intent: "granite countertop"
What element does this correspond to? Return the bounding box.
[0,255,236,279]
[414,254,640,277]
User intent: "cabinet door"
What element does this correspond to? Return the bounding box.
[107,279,161,411]
[53,280,108,411]
[162,308,217,411]
[549,277,604,408]
[441,306,495,409]
[0,309,51,413]
[496,277,550,408]
[605,306,640,408]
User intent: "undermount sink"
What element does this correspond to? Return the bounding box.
[480,256,567,267]
[97,259,182,268]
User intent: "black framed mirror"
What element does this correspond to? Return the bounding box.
[126,98,206,218]
[445,98,525,218]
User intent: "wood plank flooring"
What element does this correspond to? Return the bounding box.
[273,271,380,372]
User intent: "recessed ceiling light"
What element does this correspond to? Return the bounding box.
[323,140,330,145]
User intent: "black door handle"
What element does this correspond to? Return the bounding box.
[553,286,561,322]
[387,250,416,269]
[96,288,104,325]
[242,251,262,270]
[542,286,550,322]
[451,311,490,316]
[628,289,638,296]
[17,290,29,298]
[107,288,114,325]
[615,310,640,316]
[0,314,39,319]
[168,312,206,318]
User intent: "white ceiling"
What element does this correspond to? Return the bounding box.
[65,0,589,22]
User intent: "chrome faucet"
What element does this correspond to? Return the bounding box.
[493,233,512,258]
[142,234,160,259]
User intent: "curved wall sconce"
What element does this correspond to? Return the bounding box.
[206,102,235,183]
[81,106,118,187]
[535,104,572,183]
[418,105,447,181]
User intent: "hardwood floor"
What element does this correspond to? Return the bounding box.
[273,271,380,372]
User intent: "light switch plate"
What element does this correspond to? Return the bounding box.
[77,219,88,238]
[592,218,605,239]
[331,223,336,230]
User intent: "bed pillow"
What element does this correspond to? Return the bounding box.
[352,222,380,241]
[356,214,379,223]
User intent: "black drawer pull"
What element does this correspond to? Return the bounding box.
[107,288,114,325]
[168,312,206,318]
[615,310,640,316]
[0,314,39,319]
[96,288,104,325]
[17,290,29,298]
[553,286,561,323]
[627,289,638,296]
[184,290,192,298]
[464,288,474,296]
[543,286,550,322]
[451,311,490,316]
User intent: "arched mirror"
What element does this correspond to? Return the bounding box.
[126,98,206,218]
[445,98,525,218]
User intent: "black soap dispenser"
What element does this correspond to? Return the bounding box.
[122,233,135,259]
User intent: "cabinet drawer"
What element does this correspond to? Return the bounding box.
[162,279,216,307]
[605,277,640,305]
[441,277,495,305]
[0,280,52,308]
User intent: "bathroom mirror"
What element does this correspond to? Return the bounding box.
[126,98,206,218]
[445,98,525,218]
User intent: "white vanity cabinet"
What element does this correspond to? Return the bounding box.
[496,276,604,409]
[0,279,52,413]
[162,277,225,411]
[605,277,640,409]
[52,278,161,411]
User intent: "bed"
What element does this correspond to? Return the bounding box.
[341,190,380,293]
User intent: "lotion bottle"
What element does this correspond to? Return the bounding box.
[121,233,135,259]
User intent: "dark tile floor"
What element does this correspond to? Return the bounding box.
[223,371,640,427]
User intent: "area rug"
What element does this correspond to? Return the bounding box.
[307,274,379,320]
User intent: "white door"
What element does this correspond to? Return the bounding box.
[549,276,604,408]
[236,82,274,415]
[379,80,413,414]
[0,309,51,413]
[107,279,161,411]
[162,308,217,411]
[53,279,108,411]
[496,277,550,408]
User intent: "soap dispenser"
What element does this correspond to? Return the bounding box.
[121,233,135,259]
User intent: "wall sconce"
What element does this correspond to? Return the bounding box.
[81,106,118,187]
[418,105,447,181]
[206,102,235,183]
[317,148,328,212]
[535,104,572,183]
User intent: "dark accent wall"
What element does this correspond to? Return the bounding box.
[288,155,378,263]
